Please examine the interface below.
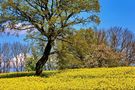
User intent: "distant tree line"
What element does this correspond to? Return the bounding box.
[0,42,29,73]
[0,26,135,73]
[25,26,135,70]
[57,27,135,69]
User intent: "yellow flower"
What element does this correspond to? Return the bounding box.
[0,67,135,90]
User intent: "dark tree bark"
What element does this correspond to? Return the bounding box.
[35,40,52,76]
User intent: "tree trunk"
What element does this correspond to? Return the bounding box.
[0,58,2,73]
[16,57,19,72]
[35,40,52,76]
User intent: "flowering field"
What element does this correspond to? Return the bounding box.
[0,67,135,90]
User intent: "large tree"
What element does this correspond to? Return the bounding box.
[0,0,100,75]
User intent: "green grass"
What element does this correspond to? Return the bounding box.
[0,67,135,90]
[0,70,58,78]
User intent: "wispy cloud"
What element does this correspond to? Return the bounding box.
[0,29,27,36]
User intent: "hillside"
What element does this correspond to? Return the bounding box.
[0,67,135,90]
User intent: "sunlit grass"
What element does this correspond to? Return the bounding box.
[0,67,135,90]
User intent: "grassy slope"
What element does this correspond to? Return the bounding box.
[0,67,135,90]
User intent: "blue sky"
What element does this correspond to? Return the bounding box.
[0,0,135,43]
[99,0,135,33]
[0,34,26,43]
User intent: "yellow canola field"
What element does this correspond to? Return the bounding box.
[0,67,135,90]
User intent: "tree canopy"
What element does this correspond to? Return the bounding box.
[0,0,100,75]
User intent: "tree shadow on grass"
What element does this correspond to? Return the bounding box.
[0,71,60,78]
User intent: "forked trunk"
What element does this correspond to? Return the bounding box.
[35,40,52,76]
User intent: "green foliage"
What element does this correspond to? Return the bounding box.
[24,44,42,71]
[57,29,122,69]
[0,0,100,33]
[25,56,37,71]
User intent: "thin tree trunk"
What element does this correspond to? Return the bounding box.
[15,57,19,72]
[35,40,52,76]
[0,65,1,73]
[3,61,6,73]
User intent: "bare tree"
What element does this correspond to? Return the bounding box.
[2,42,12,72]
[20,44,29,71]
[96,30,107,45]
[106,27,135,65]
[0,43,2,73]
[11,42,29,72]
